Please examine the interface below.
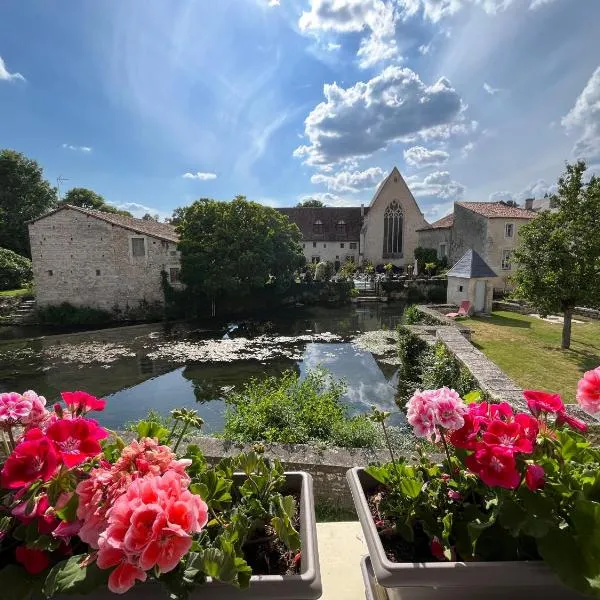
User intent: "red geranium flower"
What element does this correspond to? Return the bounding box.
[482,420,533,454]
[525,464,545,491]
[465,445,521,489]
[15,546,50,575]
[46,418,108,468]
[61,391,106,415]
[524,390,564,416]
[514,413,539,442]
[1,437,60,489]
[448,413,481,449]
[556,411,588,433]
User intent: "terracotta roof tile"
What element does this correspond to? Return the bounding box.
[31,205,179,242]
[277,207,367,240]
[457,202,537,219]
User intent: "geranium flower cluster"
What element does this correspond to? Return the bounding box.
[406,387,468,440]
[0,389,209,596]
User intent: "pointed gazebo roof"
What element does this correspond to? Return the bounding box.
[447,249,497,279]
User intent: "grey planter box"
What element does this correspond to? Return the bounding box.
[54,472,321,600]
[348,467,586,600]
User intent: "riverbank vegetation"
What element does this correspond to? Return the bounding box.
[223,368,381,449]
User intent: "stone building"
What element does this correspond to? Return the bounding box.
[446,249,497,314]
[29,205,181,311]
[280,167,428,269]
[417,202,537,291]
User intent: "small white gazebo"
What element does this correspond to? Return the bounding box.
[446,249,497,314]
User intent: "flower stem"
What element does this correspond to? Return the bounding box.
[1,431,10,456]
[173,422,190,453]
[439,429,453,474]
[166,421,178,445]
[7,428,15,452]
[381,420,398,473]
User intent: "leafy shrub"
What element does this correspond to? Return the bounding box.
[0,247,32,291]
[314,261,333,282]
[421,342,476,397]
[397,325,428,384]
[338,259,357,281]
[36,302,113,326]
[402,304,422,325]
[223,368,379,448]
[350,287,360,298]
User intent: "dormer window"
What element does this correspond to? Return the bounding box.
[313,220,323,234]
[335,220,346,234]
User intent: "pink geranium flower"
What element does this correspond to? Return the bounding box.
[0,392,33,428]
[525,464,545,491]
[577,367,600,414]
[433,387,467,431]
[524,390,564,416]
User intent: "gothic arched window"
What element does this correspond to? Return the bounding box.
[383,200,403,256]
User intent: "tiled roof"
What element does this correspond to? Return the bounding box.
[457,202,537,219]
[416,214,454,231]
[447,249,497,279]
[277,207,367,240]
[31,205,179,243]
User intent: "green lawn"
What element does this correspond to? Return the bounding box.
[462,311,600,404]
[0,288,30,297]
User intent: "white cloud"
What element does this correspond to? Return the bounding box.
[517,179,558,200]
[311,166,385,192]
[326,42,342,51]
[114,202,168,220]
[300,192,360,207]
[404,146,449,167]
[0,56,25,82]
[182,171,218,180]
[299,0,400,69]
[62,144,92,153]
[424,201,454,221]
[461,141,475,157]
[406,170,465,200]
[418,43,432,55]
[561,66,600,163]
[268,0,280,6]
[489,190,515,202]
[398,0,555,22]
[294,66,465,167]
[483,82,502,95]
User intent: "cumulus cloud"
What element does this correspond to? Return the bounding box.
[311,166,385,192]
[268,0,280,5]
[0,56,25,82]
[62,144,92,153]
[489,191,515,202]
[561,66,600,163]
[299,0,399,69]
[294,66,464,167]
[398,0,554,22]
[115,202,168,220]
[404,146,449,167]
[326,42,341,51]
[517,179,558,200]
[406,171,465,200]
[483,82,502,95]
[299,192,359,207]
[182,171,217,180]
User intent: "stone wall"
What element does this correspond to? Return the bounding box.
[29,208,181,311]
[450,204,487,266]
[189,436,393,511]
[416,227,452,260]
[494,300,600,322]
[484,218,528,292]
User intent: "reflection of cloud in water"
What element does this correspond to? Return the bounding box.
[299,344,404,425]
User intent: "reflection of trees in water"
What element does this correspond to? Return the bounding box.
[0,338,46,394]
[181,359,299,404]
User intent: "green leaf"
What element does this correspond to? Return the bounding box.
[463,391,482,404]
[399,476,422,499]
[0,565,36,600]
[43,555,108,597]
[55,493,79,523]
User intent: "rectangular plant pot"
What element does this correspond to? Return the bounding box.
[347,467,586,600]
[56,472,321,600]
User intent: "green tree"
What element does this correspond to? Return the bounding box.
[61,187,132,216]
[296,199,325,208]
[513,161,600,349]
[0,247,32,290]
[142,213,159,221]
[0,149,57,257]
[177,196,305,315]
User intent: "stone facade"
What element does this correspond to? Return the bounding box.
[361,167,429,268]
[29,206,182,311]
[417,202,537,292]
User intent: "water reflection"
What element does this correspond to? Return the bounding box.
[0,303,407,431]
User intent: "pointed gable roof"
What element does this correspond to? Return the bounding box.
[447,249,497,279]
[368,166,426,217]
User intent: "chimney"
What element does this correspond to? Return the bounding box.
[360,203,365,218]
[524,198,534,211]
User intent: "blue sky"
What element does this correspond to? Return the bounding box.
[1,0,599,222]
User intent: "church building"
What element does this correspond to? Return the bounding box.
[279,167,428,270]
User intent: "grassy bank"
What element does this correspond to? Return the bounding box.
[462,311,600,403]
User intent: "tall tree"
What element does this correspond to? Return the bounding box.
[297,199,325,208]
[61,187,132,216]
[513,161,600,349]
[177,196,305,315]
[0,149,57,257]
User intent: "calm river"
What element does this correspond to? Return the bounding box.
[0,304,407,434]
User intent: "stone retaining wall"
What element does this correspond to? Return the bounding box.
[188,436,393,511]
[494,300,600,321]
